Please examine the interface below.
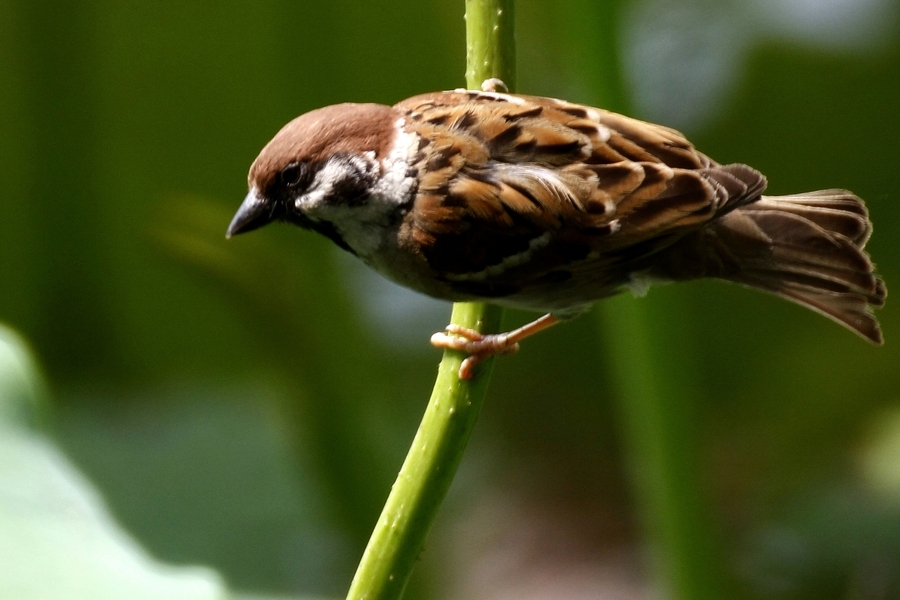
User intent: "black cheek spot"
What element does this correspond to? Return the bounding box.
[331,176,371,207]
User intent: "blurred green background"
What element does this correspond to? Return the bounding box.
[1,1,899,599]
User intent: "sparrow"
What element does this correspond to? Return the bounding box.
[227,83,886,378]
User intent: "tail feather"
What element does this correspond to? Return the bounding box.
[744,190,872,246]
[659,189,886,343]
[777,280,886,344]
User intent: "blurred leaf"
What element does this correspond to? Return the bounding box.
[0,326,229,600]
[0,324,50,429]
[0,426,231,600]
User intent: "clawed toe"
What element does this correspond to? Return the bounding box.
[443,325,485,342]
[430,314,560,379]
[430,331,472,352]
[431,326,521,379]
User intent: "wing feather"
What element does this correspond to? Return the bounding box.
[395,91,766,289]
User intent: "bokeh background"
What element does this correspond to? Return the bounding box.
[2,1,899,599]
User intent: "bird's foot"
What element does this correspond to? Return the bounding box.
[430,314,560,379]
[431,325,520,380]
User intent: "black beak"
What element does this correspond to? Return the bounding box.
[226,188,277,238]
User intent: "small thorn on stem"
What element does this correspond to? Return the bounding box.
[481,78,508,93]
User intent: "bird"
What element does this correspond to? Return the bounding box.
[227,82,886,378]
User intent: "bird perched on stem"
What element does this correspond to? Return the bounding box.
[227,81,886,378]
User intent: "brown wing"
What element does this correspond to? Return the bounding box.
[395,91,766,294]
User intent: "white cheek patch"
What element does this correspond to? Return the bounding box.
[299,120,418,220]
[296,164,335,212]
[319,207,383,257]
[296,155,371,214]
[295,124,419,259]
[295,157,379,256]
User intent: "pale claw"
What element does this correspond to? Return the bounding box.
[431,327,520,379]
[430,314,560,379]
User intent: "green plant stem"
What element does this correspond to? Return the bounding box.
[465,0,516,91]
[345,2,514,599]
[344,304,502,600]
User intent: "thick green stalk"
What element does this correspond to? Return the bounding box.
[344,303,502,600]
[465,0,516,91]
[344,3,514,599]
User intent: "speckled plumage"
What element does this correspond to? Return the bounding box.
[228,88,885,354]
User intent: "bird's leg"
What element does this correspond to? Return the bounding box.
[431,313,561,379]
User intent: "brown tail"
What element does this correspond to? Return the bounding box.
[662,189,886,343]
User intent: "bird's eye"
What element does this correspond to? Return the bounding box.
[280,163,305,187]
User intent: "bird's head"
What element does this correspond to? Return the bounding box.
[227,102,415,255]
